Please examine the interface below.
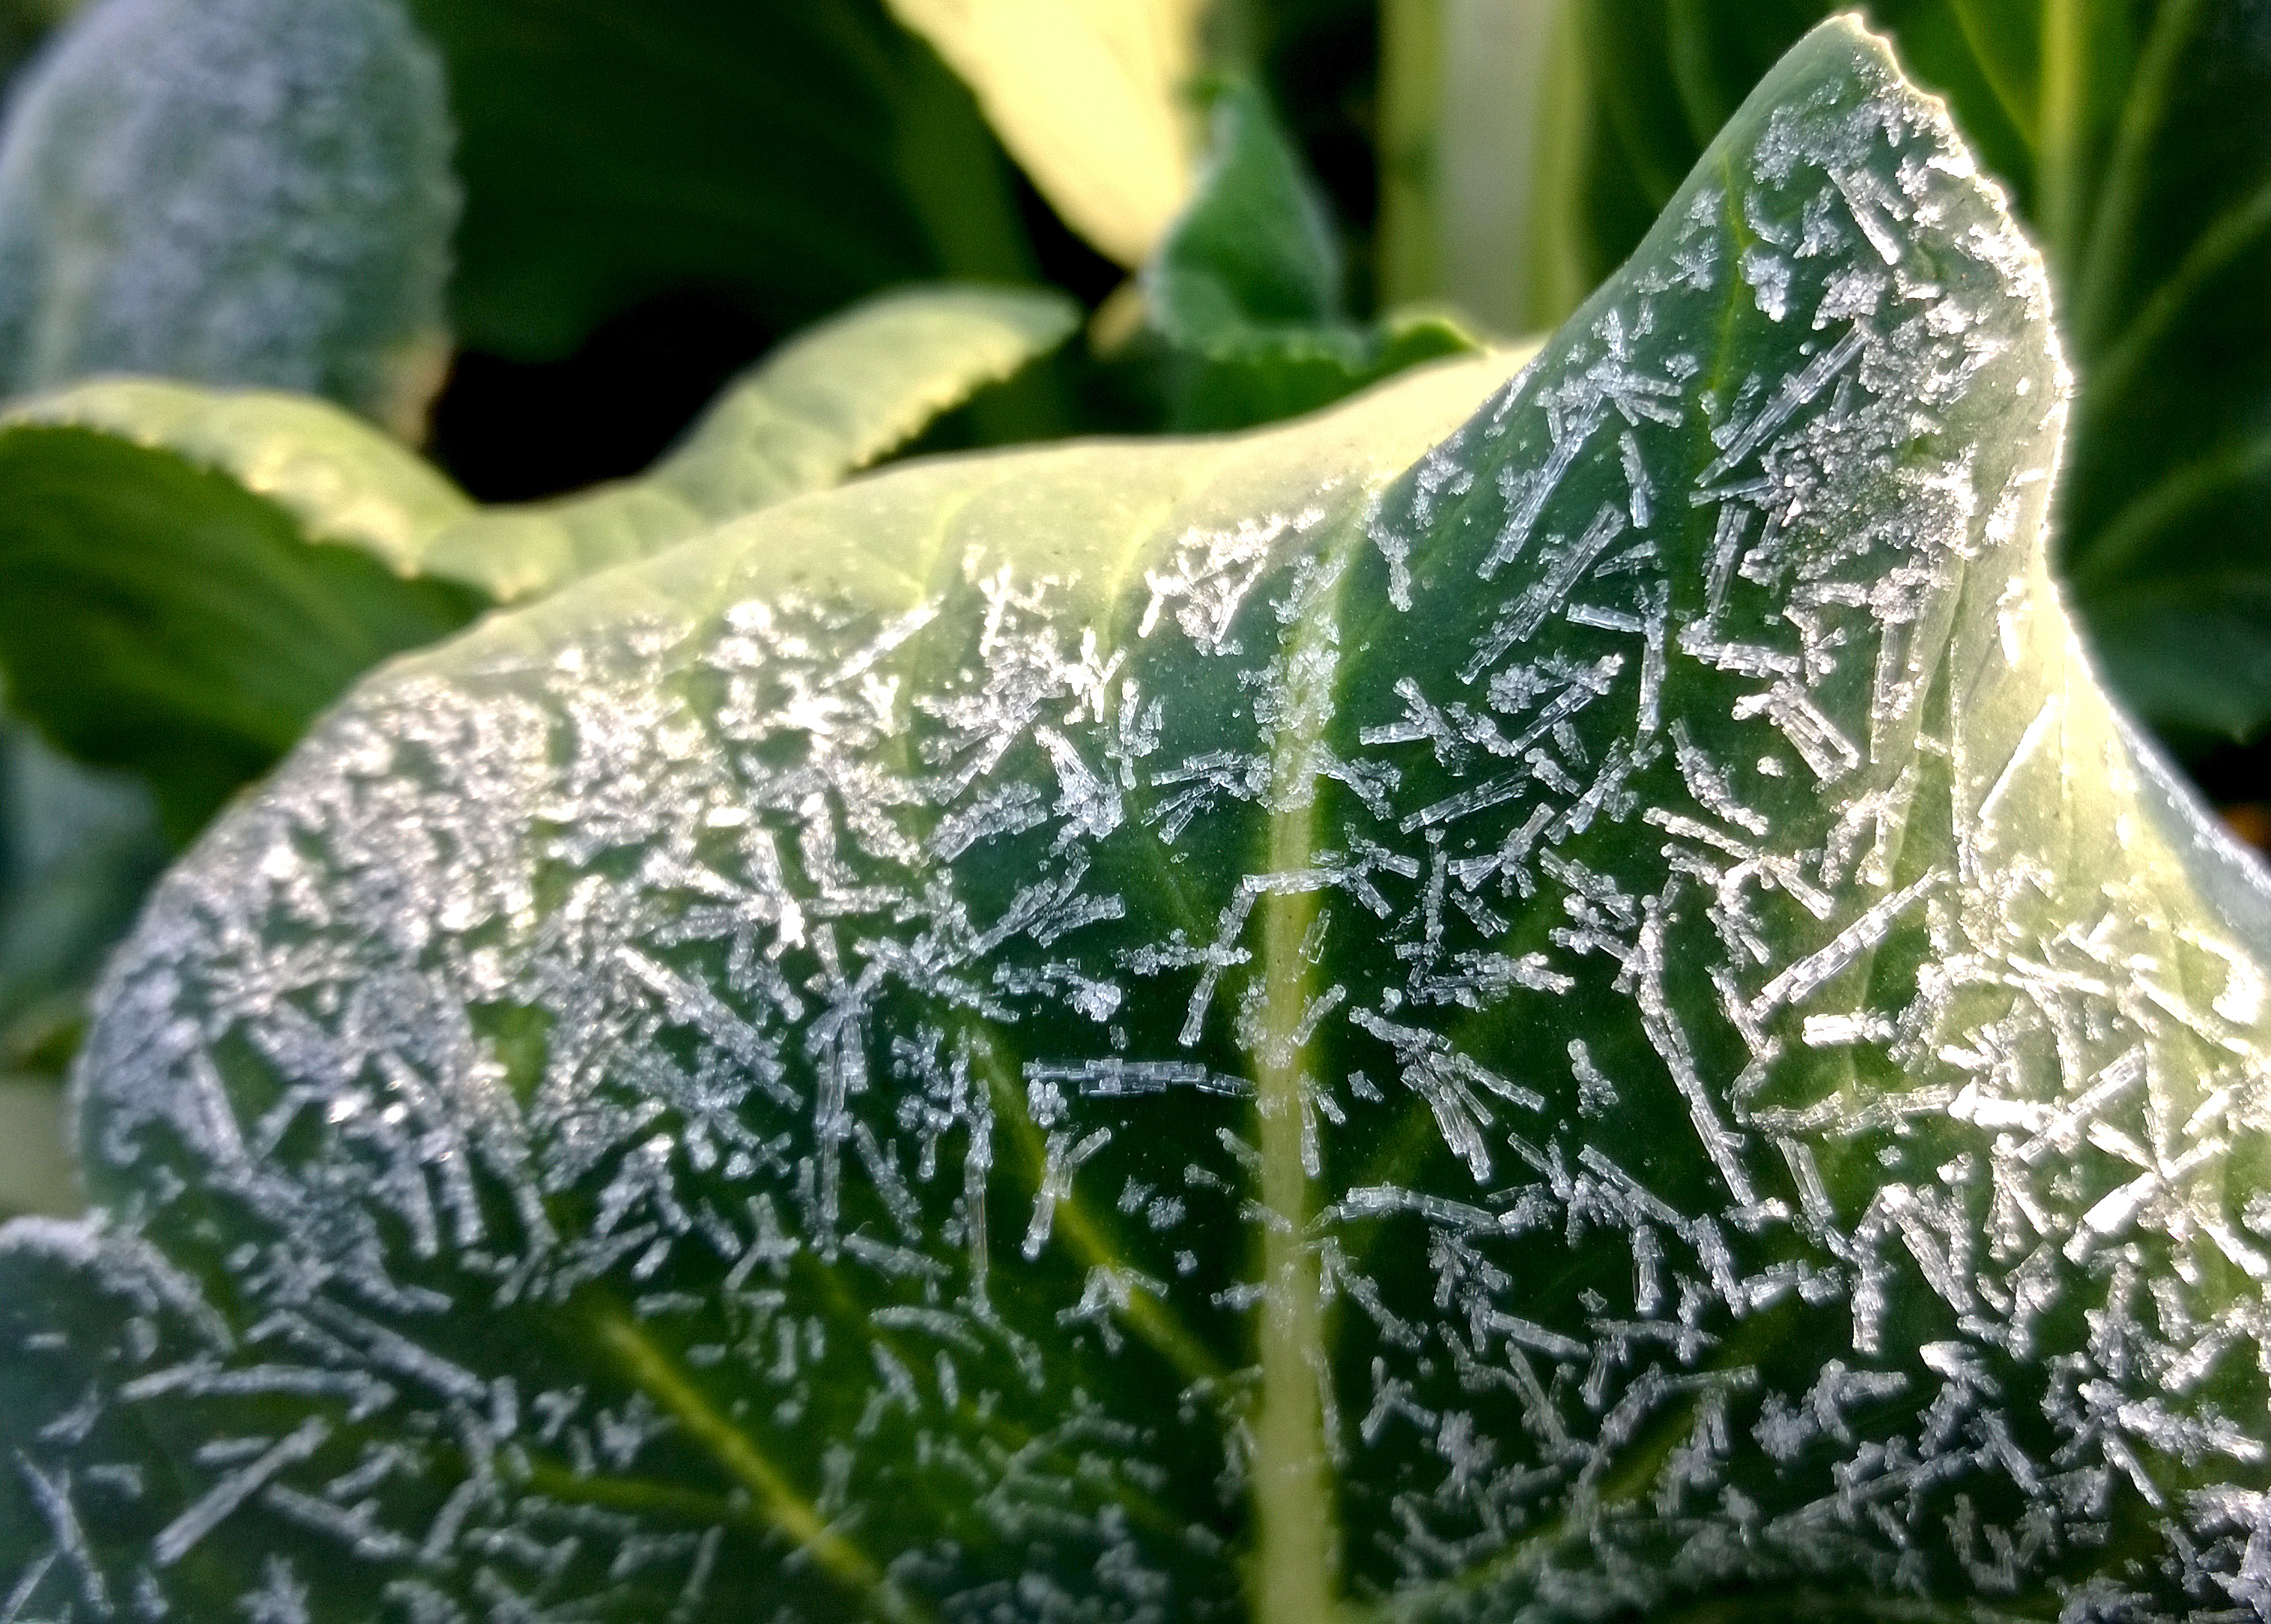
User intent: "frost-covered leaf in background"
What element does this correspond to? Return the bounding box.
[7,19,2271,1623]
[0,0,458,434]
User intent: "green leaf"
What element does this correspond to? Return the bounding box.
[404,0,1042,364]
[0,1081,73,1215]
[1139,78,1479,431]
[0,288,1073,836]
[12,19,2271,1620]
[882,0,1205,267]
[0,0,78,94]
[0,721,157,1217]
[1552,0,2271,748]
[424,284,1083,603]
[0,380,483,840]
[0,719,162,1052]
[0,0,459,434]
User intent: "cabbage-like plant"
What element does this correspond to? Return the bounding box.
[4,19,2270,1622]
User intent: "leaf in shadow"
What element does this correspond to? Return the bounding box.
[405,0,1042,365]
[1136,77,1479,432]
[6,19,2270,1623]
[0,381,483,839]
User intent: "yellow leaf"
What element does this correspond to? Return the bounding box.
[886,0,1204,266]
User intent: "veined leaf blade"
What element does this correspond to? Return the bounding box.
[7,21,2270,1622]
[0,381,482,837]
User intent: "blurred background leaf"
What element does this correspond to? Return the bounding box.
[423,284,1079,601]
[0,0,466,1218]
[0,718,160,1217]
[1132,76,1475,430]
[0,0,460,435]
[409,0,1100,501]
[882,0,1205,267]
[0,0,76,94]
[0,383,485,843]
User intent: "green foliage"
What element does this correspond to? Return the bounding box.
[7,25,2270,1620]
[0,0,458,432]
[1563,0,2271,747]
[0,288,1076,840]
[0,284,1074,1214]
[0,381,483,841]
[422,284,1082,602]
[881,0,1205,267]
[0,720,160,1205]
[404,0,1041,363]
[0,0,77,90]
[1139,77,1477,431]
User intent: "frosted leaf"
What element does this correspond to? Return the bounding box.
[7,19,2271,1623]
[0,0,458,432]
[0,289,1079,839]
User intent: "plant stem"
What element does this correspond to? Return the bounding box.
[1377,0,1582,335]
[1377,0,1444,309]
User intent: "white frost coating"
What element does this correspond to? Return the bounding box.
[0,0,458,417]
[8,21,2268,1624]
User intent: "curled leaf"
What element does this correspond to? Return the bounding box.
[425,283,1082,602]
[1565,0,2271,748]
[1140,79,1479,431]
[0,381,480,839]
[885,0,1204,266]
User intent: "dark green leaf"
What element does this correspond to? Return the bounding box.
[405,0,1041,364]
[0,719,161,1046]
[0,0,76,96]
[0,0,459,432]
[0,381,483,840]
[1139,77,1479,431]
[0,721,157,1216]
[1558,0,2271,748]
[0,1083,73,1214]
[0,289,1075,838]
[9,21,2271,1621]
